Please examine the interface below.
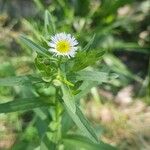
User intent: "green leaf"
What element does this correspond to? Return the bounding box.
[20,35,50,57]
[44,10,56,35]
[76,70,109,83]
[61,84,76,113]
[34,108,56,149]
[61,84,98,143]
[76,105,99,142]
[63,104,98,143]
[34,108,52,138]
[74,70,118,100]
[63,88,98,142]
[61,111,74,134]
[72,50,105,72]
[83,34,96,51]
[35,55,57,78]
[63,134,117,150]
[0,75,42,86]
[0,97,54,113]
[75,81,99,100]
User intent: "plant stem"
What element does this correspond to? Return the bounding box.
[55,87,62,149]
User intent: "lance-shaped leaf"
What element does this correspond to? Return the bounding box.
[76,70,109,83]
[61,84,76,113]
[64,104,98,143]
[0,75,42,86]
[63,134,117,150]
[0,97,54,113]
[72,50,105,72]
[74,71,118,100]
[61,84,98,143]
[20,35,50,57]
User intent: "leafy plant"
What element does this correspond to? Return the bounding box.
[0,10,117,150]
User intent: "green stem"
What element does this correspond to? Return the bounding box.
[54,63,62,149]
[55,88,59,120]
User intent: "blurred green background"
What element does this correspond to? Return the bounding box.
[0,0,150,150]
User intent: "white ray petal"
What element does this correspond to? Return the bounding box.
[48,32,78,58]
[48,42,56,48]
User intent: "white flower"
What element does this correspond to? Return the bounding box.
[48,32,78,58]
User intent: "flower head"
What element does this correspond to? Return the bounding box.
[48,33,78,58]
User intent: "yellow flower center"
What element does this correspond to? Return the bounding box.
[56,40,70,53]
